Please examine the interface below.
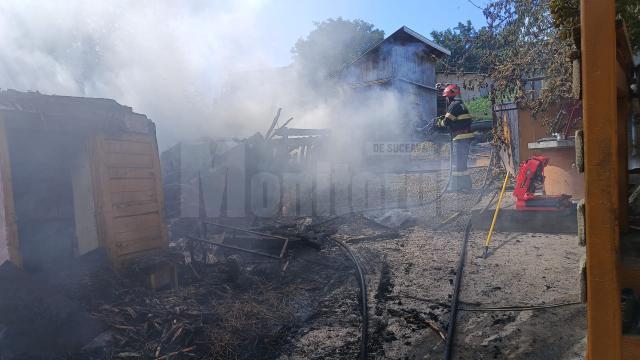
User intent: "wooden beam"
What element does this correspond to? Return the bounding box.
[272,128,331,137]
[581,1,622,358]
[0,116,20,266]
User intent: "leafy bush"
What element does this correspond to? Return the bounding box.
[466,96,492,120]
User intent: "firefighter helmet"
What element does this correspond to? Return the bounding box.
[442,84,461,97]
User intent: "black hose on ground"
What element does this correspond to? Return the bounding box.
[443,220,473,360]
[330,238,369,360]
[443,148,497,360]
[316,138,471,359]
[320,143,496,360]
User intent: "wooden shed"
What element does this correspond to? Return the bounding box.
[0,90,168,272]
[339,26,450,137]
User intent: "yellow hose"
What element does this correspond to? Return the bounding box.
[483,172,510,257]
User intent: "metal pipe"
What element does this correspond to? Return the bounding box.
[186,235,282,259]
[204,221,289,241]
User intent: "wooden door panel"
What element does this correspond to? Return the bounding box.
[93,133,167,266]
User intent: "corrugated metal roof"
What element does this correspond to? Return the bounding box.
[399,26,451,56]
[350,25,451,66]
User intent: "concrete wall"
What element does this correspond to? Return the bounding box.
[535,146,585,199]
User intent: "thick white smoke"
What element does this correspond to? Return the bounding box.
[0,0,272,147]
[0,1,419,156]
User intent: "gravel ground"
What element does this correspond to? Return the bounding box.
[279,226,585,359]
[278,166,586,360]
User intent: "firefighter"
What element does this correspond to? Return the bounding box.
[436,84,473,192]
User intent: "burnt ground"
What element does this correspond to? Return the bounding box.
[276,167,585,359]
[0,167,586,359]
[278,223,585,360]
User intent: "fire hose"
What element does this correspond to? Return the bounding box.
[330,238,369,360]
[316,138,495,360]
[444,150,498,360]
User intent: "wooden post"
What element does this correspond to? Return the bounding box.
[0,117,20,266]
[581,1,622,358]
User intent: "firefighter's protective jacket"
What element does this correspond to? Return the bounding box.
[437,99,473,141]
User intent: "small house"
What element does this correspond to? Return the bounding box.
[0,90,168,272]
[339,26,450,137]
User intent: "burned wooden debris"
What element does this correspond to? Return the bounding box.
[186,221,290,261]
[160,109,331,256]
[85,260,298,360]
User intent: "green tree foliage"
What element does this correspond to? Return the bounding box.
[466,96,492,119]
[430,21,490,73]
[291,17,384,80]
[551,0,640,51]
[432,0,575,133]
[482,0,574,116]
[618,0,640,51]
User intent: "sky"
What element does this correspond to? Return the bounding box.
[254,0,489,66]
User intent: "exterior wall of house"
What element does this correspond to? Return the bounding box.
[342,47,394,85]
[391,43,436,86]
[0,91,168,270]
[341,40,440,133]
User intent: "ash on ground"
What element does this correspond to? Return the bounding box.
[0,168,585,359]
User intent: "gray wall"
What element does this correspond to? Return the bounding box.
[341,41,439,131]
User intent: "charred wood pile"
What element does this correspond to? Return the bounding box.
[160,109,331,236]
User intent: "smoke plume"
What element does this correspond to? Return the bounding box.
[0,0,275,147]
[0,1,414,152]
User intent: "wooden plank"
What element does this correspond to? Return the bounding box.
[113,212,161,234]
[110,190,157,205]
[92,135,117,261]
[104,153,153,168]
[622,335,640,360]
[109,178,156,193]
[113,201,160,218]
[114,235,163,256]
[104,133,153,144]
[104,139,153,155]
[0,117,20,266]
[149,131,169,248]
[115,225,161,243]
[71,140,100,256]
[94,129,167,267]
[108,167,156,179]
[581,1,622,358]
